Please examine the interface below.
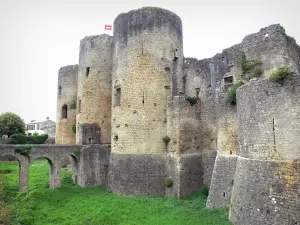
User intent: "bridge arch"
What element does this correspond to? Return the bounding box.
[29,156,61,189]
[0,154,29,192]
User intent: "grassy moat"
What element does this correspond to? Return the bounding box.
[0,160,232,225]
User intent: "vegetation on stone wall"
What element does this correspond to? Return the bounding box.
[200,184,209,197]
[164,178,173,187]
[241,56,263,79]
[10,134,48,144]
[277,25,296,44]
[269,67,291,83]
[185,96,198,106]
[163,136,171,145]
[72,124,76,134]
[14,145,32,156]
[70,101,77,109]
[227,81,244,105]
[0,112,26,137]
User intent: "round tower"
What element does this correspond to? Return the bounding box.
[55,65,78,144]
[109,7,183,195]
[230,75,300,225]
[76,34,113,145]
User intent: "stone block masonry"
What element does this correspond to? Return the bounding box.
[230,74,300,225]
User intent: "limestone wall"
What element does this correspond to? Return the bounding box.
[230,74,300,225]
[76,34,113,145]
[56,65,78,144]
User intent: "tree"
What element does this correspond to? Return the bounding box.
[0,112,26,137]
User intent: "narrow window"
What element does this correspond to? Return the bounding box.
[115,88,121,106]
[58,86,62,96]
[86,67,90,77]
[89,138,93,144]
[61,105,68,119]
[78,99,81,113]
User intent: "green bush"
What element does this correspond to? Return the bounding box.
[10,134,48,144]
[70,101,77,109]
[72,124,76,134]
[269,67,291,83]
[227,81,244,105]
[164,178,173,187]
[277,25,297,44]
[162,136,171,145]
[201,184,209,197]
[32,132,39,137]
[241,57,263,79]
[14,145,32,156]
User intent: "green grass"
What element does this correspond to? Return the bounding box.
[0,160,232,225]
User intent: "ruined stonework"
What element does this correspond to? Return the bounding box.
[230,75,300,225]
[46,6,300,224]
[56,65,78,144]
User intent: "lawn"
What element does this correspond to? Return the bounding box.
[0,160,232,225]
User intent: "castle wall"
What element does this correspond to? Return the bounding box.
[230,74,300,225]
[76,34,113,145]
[78,144,111,187]
[56,65,78,144]
[109,7,183,196]
[165,95,216,198]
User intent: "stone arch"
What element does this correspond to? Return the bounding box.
[0,154,29,192]
[29,156,61,189]
[70,154,79,184]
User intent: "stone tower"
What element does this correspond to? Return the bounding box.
[55,65,78,144]
[76,34,113,145]
[108,7,183,195]
[230,75,300,225]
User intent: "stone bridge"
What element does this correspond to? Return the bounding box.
[0,144,111,191]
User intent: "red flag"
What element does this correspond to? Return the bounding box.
[104,25,112,30]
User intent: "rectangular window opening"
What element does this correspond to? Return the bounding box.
[86,67,90,77]
[115,88,121,106]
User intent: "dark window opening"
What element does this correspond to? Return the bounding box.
[142,91,145,106]
[86,67,90,77]
[88,138,93,144]
[115,88,121,106]
[58,86,62,96]
[61,105,68,119]
[230,150,232,155]
[223,192,226,197]
[224,76,233,85]
[78,99,81,113]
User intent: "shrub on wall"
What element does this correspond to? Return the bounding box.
[277,25,297,44]
[70,101,77,109]
[10,134,48,144]
[72,124,76,134]
[241,57,263,79]
[201,184,209,197]
[269,67,291,83]
[227,81,244,105]
[185,96,198,106]
[164,178,173,187]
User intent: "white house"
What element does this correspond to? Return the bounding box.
[25,117,56,137]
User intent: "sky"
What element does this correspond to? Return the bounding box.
[0,0,299,123]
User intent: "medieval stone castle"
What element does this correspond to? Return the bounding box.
[43,6,300,225]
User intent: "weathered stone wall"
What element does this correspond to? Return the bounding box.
[206,155,237,208]
[165,95,216,198]
[230,74,300,225]
[111,7,183,155]
[76,34,113,145]
[78,144,111,187]
[56,65,78,144]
